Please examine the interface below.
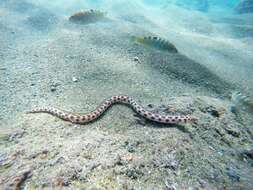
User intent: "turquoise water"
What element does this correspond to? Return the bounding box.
[0,0,253,189]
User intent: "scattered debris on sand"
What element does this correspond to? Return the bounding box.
[3,168,32,190]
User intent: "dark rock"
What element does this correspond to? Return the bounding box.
[127,146,135,153]
[125,167,143,180]
[226,167,240,182]
[235,0,253,14]
[50,87,56,92]
[147,104,154,108]
[133,56,139,62]
[205,106,220,117]
[242,149,253,159]
[50,83,60,92]
[115,155,125,166]
[224,125,240,137]
[126,169,138,179]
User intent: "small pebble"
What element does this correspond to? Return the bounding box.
[50,87,56,92]
[125,168,142,179]
[147,104,154,108]
[165,179,177,190]
[50,83,60,92]
[72,77,78,82]
[133,56,140,63]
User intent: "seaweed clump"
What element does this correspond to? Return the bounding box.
[131,36,178,53]
[69,9,107,24]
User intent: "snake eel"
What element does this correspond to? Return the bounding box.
[27,95,194,124]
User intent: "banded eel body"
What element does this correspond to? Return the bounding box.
[27,95,193,124]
